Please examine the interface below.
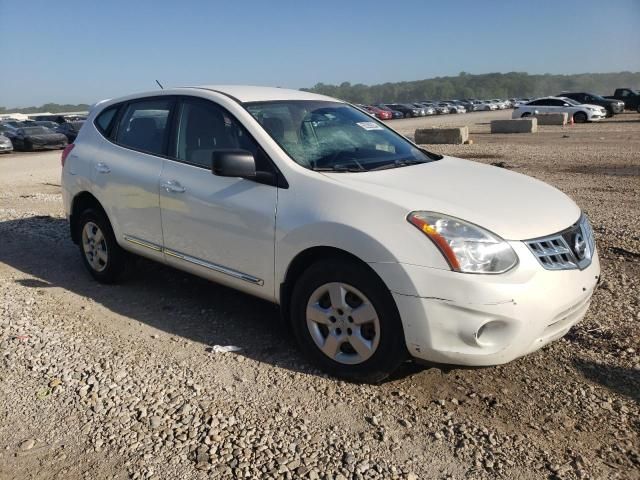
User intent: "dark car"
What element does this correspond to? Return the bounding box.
[604,88,640,111]
[383,103,421,118]
[33,120,61,129]
[29,114,68,124]
[55,121,84,143]
[558,92,624,116]
[0,124,18,138]
[374,104,404,119]
[11,126,68,151]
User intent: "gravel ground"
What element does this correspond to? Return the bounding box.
[0,111,638,480]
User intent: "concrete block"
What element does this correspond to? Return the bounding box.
[491,118,538,134]
[534,113,568,125]
[414,126,469,144]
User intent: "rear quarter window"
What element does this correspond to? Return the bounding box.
[95,106,119,136]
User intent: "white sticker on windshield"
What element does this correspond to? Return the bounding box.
[356,121,383,131]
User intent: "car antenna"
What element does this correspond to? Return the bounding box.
[155,79,164,90]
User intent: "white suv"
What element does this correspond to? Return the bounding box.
[62,86,600,382]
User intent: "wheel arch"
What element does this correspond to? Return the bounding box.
[69,191,109,244]
[279,246,393,325]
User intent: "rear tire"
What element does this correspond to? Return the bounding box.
[77,208,130,283]
[290,258,407,383]
[521,112,531,118]
[574,112,588,123]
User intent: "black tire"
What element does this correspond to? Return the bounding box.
[76,208,130,283]
[521,112,531,118]
[574,111,588,123]
[290,258,407,383]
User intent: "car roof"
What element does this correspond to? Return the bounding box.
[95,85,339,111]
[184,85,338,103]
[194,85,337,103]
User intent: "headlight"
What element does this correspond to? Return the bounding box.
[407,212,518,274]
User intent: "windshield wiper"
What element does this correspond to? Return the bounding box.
[369,159,426,171]
[312,164,366,173]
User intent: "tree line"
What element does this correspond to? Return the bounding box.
[0,103,91,115]
[301,71,640,104]
[2,71,638,113]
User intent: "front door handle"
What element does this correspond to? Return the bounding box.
[95,162,110,174]
[160,180,186,193]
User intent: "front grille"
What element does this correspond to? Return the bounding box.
[525,214,595,271]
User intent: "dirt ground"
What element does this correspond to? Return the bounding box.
[0,111,638,480]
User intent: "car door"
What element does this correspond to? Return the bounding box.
[92,96,174,260]
[158,96,277,300]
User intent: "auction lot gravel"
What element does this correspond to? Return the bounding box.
[0,111,638,480]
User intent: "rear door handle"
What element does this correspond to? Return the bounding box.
[95,162,110,174]
[160,180,186,193]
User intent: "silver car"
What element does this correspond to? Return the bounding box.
[0,133,13,153]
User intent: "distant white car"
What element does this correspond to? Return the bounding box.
[513,97,607,123]
[512,98,531,108]
[440,102,466,114]
[477,101,498,111]
[490,99,508,110]
[62,85,600,382]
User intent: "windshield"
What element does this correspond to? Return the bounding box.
[245,101,440,171]
[21,127,52,135]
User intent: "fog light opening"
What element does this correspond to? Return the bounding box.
[475,320,511,347]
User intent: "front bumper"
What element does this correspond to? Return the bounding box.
[0,144,13,152]
[611,104,624,114]
[371,242,600,366]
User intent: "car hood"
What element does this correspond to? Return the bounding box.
[326,156,581,240]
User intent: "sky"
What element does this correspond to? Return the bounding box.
[1,0,639,108]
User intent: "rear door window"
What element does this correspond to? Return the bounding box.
[115,98,173,156]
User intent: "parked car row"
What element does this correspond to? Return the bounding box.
[0,117,85,152]
[356,98,534,119]
[357,90,638,122]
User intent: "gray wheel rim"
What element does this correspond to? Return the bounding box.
[306,282,381,365]
[82,222,108,272]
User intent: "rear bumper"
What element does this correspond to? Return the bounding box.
[371,243,600,366]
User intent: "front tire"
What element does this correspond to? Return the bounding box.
[290,258,407,383]
[77,208,129,283]
[574,112,588,123]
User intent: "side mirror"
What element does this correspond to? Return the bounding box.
[212,150,256,179]
[563,103,570,107]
